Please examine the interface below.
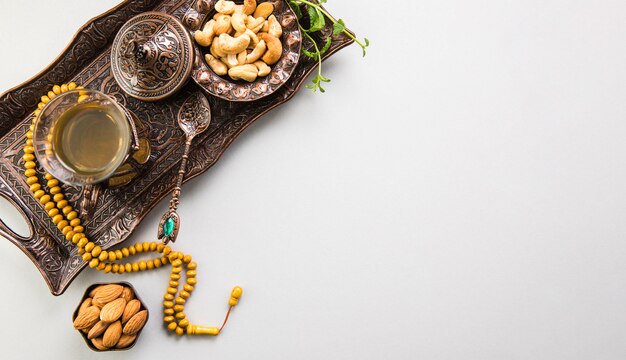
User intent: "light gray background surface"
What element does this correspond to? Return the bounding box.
[1,0,626,359]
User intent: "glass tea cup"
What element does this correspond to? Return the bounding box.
[33,89,138,186]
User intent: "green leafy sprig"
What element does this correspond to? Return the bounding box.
[288,0,369,92]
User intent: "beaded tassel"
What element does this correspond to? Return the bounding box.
[23,83,242,337]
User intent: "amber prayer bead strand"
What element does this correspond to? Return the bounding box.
[23,83,242,337]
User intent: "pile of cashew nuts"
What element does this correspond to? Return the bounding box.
[194,0,284,82]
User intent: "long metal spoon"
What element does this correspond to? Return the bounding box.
[158,92,212,244]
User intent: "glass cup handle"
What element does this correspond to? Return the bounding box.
[120,106,141,151]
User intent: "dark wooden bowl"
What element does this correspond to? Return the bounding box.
[72,282,149,352]
[189,0,302,102]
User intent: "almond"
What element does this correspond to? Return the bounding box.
[121,286,135,301]
[92,284,124,307]
[87,320,109,339]
[123,310,148,335]
[100,298,126,322]
[77,297,92,316]
[91,337,108,351]
[115,334,137,349]
[73,306,100,330]
[102,320,122,348]
[121,299,141,324]
[89,285,104,298]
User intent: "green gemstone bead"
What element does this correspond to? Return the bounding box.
[164,217,175,237]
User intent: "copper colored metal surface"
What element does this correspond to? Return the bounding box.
[0,0,354,295]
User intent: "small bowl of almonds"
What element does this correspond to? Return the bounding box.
[72,282,149,352]
[189,0,302,101]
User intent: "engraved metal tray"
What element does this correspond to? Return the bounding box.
[0,0,353,295]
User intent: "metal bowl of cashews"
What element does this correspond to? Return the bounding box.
[188,0,302,102]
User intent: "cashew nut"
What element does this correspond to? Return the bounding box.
[214,15,232,35]
[253,2,274,19]
[231,13,247,33]
[253,61,271,77]
[246,16,265,33]
[215,0,236,14]
[267,15,282,38]
[238,50,247,65]
[211,36,227,58]
[194,19,215,47]
[218,33,251,54]
[224,54,239,68]
[244,29,260,48]
[228,64,258,82]
[242,0,257,15]
[258,33,282,65]
[261,20,269,33]
[205,54,228,76]
[246,40,266,64]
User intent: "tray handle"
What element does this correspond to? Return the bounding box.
[0,187,35,243]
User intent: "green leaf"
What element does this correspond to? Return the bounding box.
[319,36,332,55]
[307,6,326,33]
[289,1,303,19]
[332,19,346,36]
[302,47,318,59]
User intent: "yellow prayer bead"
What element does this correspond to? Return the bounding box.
[176,327,185,336]
[164,316,175,323]
[160,256,169,265]
[183,284,194,292]
[73,225,84,233]
[70,218,81,227]
[56,220,68,230]
[47,179,59,187]
[48,91,56,99]
[99,251,108,262]
[52,214,63,224]
[121,248,129,258]
[149,242,157,251]
[167,287,177,295]
[77,238,88,248]
[45,204,56,214]
[179,319,189,328]
[53,193,64,202]
[186,270,197,278]
[89,259,99,268]
[164,294,174,301]
[175,312,186,320]
[125,263,132,273]
[173,304,184,313]
[65,231,75,241]
[61,206,72,215]
[154,258,162,268]
[24,145,34,154]
[108,252,116,262]
[68,82,77,90]
[40,195,51,205]
[24,169,36,177]
[142,242,149,252]
[53,85,61,94]
[56,200,68,209]
[104,264,112,273]
[118,266,125,274]
[91,246,101,257]
[28,182,40,191]
[49,186,61,195]
[187,278,197,286]
[24,161,36,169]
[33,190,45,199]
[175,297,186,305]
[187,262,197,270]
[163,246,172,255]
[139,261,147,271]
[167,322,177,331]
[84,242,95,253]
[134,243,143,253]
[169,280,179,287]
[61,226,72,235]
[234,286,246,298]
[163,301,174,308]
[164,308,174,316]
[61,84,68,92]
[132,263,139,272]
[41,95,50,104]
[171,259,182,267]
[23,154,35,162]
[115,250,123,260]
[67,211,78,220]
[157,244,165,253]
[228,298,238,306]
[172,266,182,274]
[180,290,190,299]
[48,208,59,217]
[183,254,192,263]
[82,253,92,262]
[147,260,154,270]
[77,247,85,255]
[170,273,181,281]
[96,263,106,271]
[112,264,119,273]
[129,246,136,255]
